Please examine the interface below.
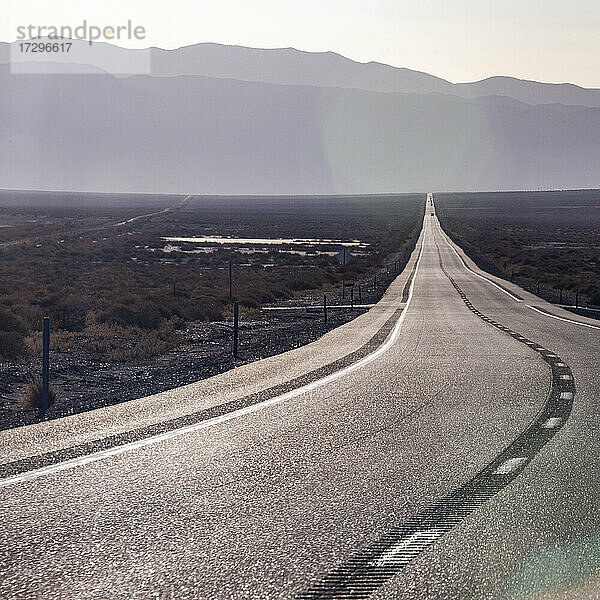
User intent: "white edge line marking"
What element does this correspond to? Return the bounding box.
[493,457,528,475]
[525,304,600,331]
[372,529,445,567]
[438,206,599,330]
[437,224,523,302]
[0,224,428,489]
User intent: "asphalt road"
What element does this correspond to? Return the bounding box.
[1,195,598,599]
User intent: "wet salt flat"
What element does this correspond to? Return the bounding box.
[161,244,216,254]
[159,244,367,257]
[162,236,367,247]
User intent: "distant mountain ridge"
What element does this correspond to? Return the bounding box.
[150,43,600,108]
[1,41,599,194]
[2,40,600,107]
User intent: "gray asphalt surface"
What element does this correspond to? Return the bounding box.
[375,219,600,600]
[1,199,598,599]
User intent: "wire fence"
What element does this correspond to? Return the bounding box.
[441,227,600,318]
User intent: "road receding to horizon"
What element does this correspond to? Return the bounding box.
[1,196,599,599]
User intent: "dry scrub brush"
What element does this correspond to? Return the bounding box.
[19,376,57,411]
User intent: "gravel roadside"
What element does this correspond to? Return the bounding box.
[0,268,397,431]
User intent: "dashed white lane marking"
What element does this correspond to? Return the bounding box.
[0,226,429,489]
[372,529,446,567]
[560,374,573,381]
[555,362,567,367]
[438,228,523,302]
[542,417,563,429]
[438,219,599,331]
[494,457,528,475]
[560,392,574,400]
[526,304,600,331]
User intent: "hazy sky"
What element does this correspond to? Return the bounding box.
[5,0,600,87]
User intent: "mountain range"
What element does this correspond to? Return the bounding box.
[1,40,599,194]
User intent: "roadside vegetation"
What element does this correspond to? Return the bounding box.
[0,192,424,362]
[435,190,600,306]
[18,376,57,411]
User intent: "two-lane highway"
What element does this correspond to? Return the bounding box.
[1,196,597,599]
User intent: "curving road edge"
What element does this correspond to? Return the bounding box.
[295,213,576,600]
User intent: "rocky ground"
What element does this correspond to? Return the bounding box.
[0,269,396,431]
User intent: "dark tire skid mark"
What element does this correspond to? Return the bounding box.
[296,244,574,600]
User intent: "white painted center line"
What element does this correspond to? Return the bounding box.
[439,229,523,302]
[372,529,446,567]
[560,392,574,400]
[555,362,567,367]
[560,375,572,380]
[542,417,563,429]
[439,218,598,329]
[493,457,528,475]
